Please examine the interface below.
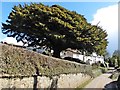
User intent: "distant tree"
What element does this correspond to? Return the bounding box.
[2,3,108,58]
[103,50,111,63]
[104,51,110,59]
[113,50,120,67]
[109,50,120,67]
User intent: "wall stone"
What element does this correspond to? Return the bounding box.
[0,73,91,89]
[57,73,91,88]
[37,76,52,88]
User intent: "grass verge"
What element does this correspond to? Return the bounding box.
[76,67,105,90]
[76,78,93,90]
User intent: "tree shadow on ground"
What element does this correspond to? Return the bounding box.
[104,81,118,90]
[104,75,120,90]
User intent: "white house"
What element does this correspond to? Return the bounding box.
[60,48,104,65]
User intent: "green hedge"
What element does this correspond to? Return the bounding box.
[110,71,120,79]
[0,44,93,77]
[92,68,102,78]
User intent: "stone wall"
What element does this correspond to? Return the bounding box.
[57,73,91,88]
[0,73,91,89]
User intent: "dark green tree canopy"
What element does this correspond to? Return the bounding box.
[2,3,108,57]
[109,50,120,67]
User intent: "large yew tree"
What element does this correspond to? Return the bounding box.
[2,3,108,58]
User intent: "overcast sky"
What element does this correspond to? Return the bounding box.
[0,1,118,55]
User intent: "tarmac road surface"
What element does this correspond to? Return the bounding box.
[83,67,117,90]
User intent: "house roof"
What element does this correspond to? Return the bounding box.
[65,48,81,54]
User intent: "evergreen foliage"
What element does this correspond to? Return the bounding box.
[2,3,108,57]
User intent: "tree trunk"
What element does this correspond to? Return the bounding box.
[53,48,61,58]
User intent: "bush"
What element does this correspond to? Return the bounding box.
[100,63,105,67]
[110,71,120,79]
[92,68,102,78]
[0,44,93,77]
[91,63,99,70]
[115,66,119,69]
[99,67,108,73]
[117,68,120,71]
[91,63,107,78]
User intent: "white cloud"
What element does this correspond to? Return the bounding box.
[2,37,24,46]
[91,4,118,54]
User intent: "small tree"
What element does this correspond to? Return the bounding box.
[109,50,120,67]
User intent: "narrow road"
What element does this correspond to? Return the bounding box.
[83,68,117,90]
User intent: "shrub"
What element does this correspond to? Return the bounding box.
[92,69,102,78]
[0,44,93,77]
[91,63,99,70]
[99,67,108,73]
[110,71,120,79]
[100,63,105,67]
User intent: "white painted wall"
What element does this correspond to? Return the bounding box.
[73,54,83,60]
[61,52,104,65]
